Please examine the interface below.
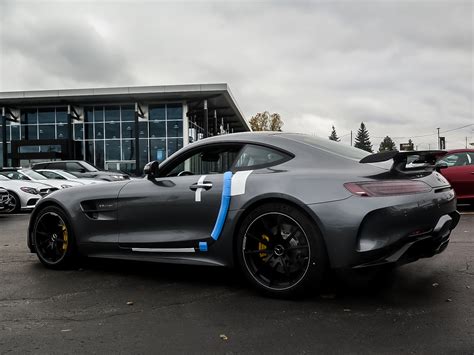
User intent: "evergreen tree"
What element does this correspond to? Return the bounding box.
[328,126,340,141]
[378,136,397,152]
[354,122,373,152]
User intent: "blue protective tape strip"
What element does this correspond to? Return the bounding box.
[199,242,208,252]
[210,171,233,240]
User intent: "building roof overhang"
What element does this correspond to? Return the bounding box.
[0,83,250,132]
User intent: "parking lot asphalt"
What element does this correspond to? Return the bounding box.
[0,208,473,354]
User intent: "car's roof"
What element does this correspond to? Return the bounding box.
[445,149,474,153]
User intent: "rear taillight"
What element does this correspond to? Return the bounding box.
[344,180,431,197]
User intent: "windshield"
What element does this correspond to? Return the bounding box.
[59,171,80,179]
[282,133,370,160]
[22,170,48,180]
[80,161,99,172]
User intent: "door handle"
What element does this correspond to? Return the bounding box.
[189,182,213,191]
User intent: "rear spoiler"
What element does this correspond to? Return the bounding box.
[360,150,447,175]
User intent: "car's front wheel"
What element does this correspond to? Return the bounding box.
[32,206,77,269]
[4,191,20,214]
[236,203,327,298]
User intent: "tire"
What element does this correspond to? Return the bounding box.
[32,206,78,269]
[236,203,327,298]
[5,191,20,214]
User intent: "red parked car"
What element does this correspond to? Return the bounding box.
[437,149,474,205]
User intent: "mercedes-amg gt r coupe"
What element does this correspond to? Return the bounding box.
[28,132,459,297]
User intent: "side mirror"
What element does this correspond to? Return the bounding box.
[435,161,448,172]
[144,161,159,180]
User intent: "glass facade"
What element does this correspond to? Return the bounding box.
[0,103,184,174]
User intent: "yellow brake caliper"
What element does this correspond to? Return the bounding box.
[259,234,270,258]
[61,224,68,252]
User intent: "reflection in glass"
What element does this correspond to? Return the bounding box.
[21,109,38,124]
[106,140,121,160]
[167,120,182,138]
[56,108,68,123]
[149,105,165,120]
[11,125,21,140]
[95,140,104,168]
[150,138,166,162]
[105,122,120,139]
[122,140,135,160]
[105,106,120,122]
[57,123,68,139]
[139,122,148,138]
[94,107,104,122]
[38,125,55,139]
[85,141,94,162]
[149,120,165,138]
[38,108,55,123]
[167,104,182,120]
[84,107,93,123]
[167,138,183,157]
[139,139,149,168]
[94,122,104,139]
[74,123,84,140]
[121,122,134,139]
[121,105,134,121]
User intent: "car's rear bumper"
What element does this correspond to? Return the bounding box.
[309,188,459,269]
[351,211,460,268]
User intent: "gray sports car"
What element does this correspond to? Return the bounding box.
[28,132,460,297]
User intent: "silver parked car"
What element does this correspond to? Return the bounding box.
[35,169,107,185]
[0,169,83,190]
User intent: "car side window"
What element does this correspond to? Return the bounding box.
[49,162,66,170]
[65,162,84,172]
[441,153,470,167]
[161,145,243,177]
[234,144,291,170]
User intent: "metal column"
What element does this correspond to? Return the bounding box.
[1,108,7,167]
[134,103,140,176]
[213,110,218,136]
[203,100,208,138]
[67,106,74,159]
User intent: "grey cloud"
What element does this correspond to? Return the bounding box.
[0,0,472,148]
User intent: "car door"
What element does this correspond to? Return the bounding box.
[117,143,243,249]
[440,152,474,199]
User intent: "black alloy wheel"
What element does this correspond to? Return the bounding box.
[33,206,77,269]
[237,203,327,297]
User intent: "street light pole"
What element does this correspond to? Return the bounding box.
[437,127,440,149]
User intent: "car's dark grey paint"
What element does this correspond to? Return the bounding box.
[28,132,460,273]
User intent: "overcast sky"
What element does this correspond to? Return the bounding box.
[0,0,472,149]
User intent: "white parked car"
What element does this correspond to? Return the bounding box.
[0,169,83,190]
[35,169,107,185]
[0,174,56,213]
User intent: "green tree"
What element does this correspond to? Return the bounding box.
[249,111,284,131]
[328,126,340,141]
[354,122,373,152]
[378,136,397,152]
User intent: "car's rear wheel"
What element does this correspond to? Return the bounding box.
[4,191,20,214]
[236,203,327,298]
[33,206,77,269]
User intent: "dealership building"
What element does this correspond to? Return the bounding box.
[0,84,250,175]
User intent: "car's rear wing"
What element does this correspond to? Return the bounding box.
[360,150,447,175]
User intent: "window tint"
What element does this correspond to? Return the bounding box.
[0,171,29,180]
[234,145,290,169]
[49,162,66,170]
[440,153,472,167]
[66,162,84,172]
[162,145,242,177]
